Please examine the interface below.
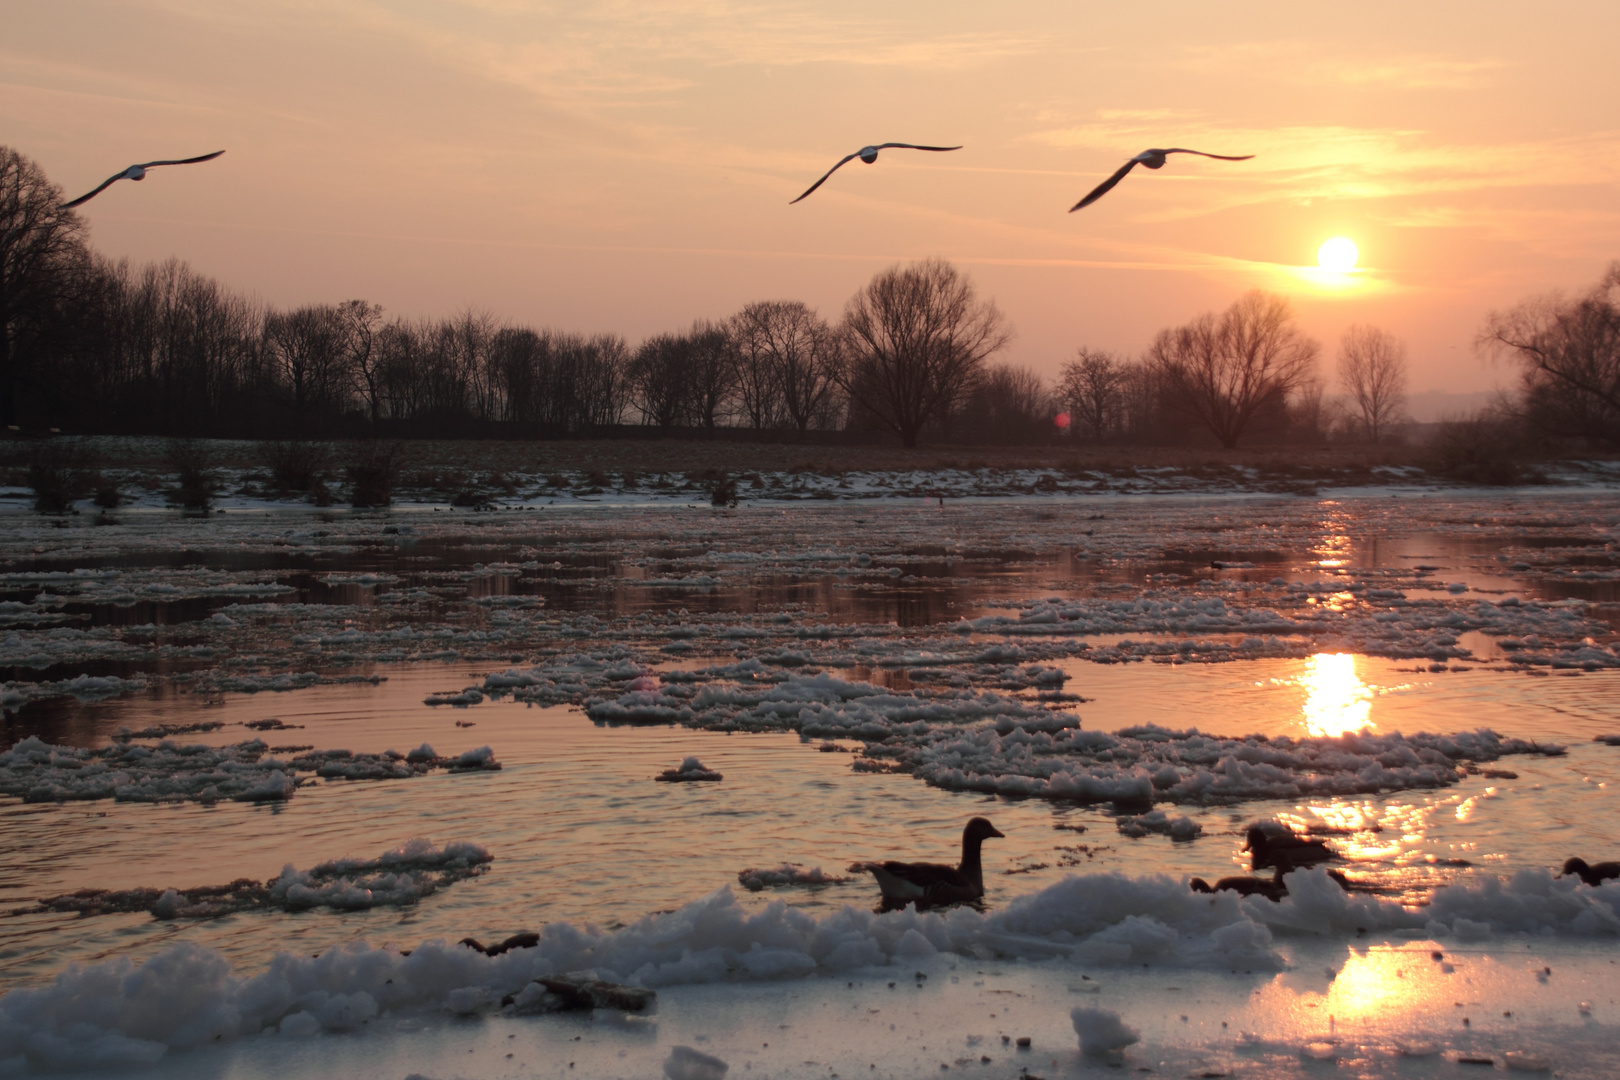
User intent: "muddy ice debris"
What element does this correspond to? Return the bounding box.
[502,975,657,1014]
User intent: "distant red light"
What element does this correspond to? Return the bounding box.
[1053,412,1071,429]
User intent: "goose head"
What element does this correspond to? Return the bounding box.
[965,817,1005,843]
[1562,857,1590,877]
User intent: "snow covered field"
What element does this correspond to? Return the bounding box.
[1,481,1617,1078]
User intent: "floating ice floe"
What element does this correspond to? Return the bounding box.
[0,673,146,712]
[0,736,499,804]
[656,756,722,782]
[585,671,1561,805]
[1114,809,1202,840]
[736,864,850,891]
[16,838,492,920]
[961,586,1620,668]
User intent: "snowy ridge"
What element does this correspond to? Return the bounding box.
[4,866,1619,1070]
[0,736,499,804]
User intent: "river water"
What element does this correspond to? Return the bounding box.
[1,488,1617,1077]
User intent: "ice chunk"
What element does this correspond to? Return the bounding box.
[664,1045,729,1080]
[1071,1006,1140,1056]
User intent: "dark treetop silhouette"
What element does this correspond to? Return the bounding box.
[61,151,225,209]
[865,816,1003,908]
[790,143,962,204]
[1070,148,1252,212]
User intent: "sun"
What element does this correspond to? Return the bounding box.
[1317,237,1359,273]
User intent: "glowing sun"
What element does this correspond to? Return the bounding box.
[1317,237,1359,272]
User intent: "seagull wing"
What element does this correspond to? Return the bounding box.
[871,143,963,152]
[134,150,227,169]
[1162,149,1254,161]
[1069,158,1140,212]
[789,151,863,204]
[60,171,131,210]
[60,151,225,209]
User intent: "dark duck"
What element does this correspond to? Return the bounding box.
[1190,866,1353,902]
[1560,858,1620,886]
[1190,869,1289,901]
[866,817,1003,910]
[1244,825,1338,872]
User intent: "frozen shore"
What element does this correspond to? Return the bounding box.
[4,868,1620,1076]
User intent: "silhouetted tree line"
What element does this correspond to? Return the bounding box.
[6,147,1615,449]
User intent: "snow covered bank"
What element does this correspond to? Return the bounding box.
[5,866,1618,1071]
[0,736,499,804]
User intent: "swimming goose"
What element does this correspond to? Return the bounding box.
[61,151,226,209]
[459,931,539,956]
[1244,825,1337,872]
[1069,148,1252,212]
[1560,858,1620,887]
[790,143,962,204]
[1190,869,1287,901]
[866,816,1003,908]
[1190,866,1353,902]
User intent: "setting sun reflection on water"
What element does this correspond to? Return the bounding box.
[1300,652,1375,737]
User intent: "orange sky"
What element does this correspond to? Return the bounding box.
[6,1,1619,397]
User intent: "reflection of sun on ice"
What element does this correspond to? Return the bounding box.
[1301,652,1373,737]
[1317,237,1359,272]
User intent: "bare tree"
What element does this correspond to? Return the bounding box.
[263,304,348,422]
[0,147,90,426]
[954,363,1051,443]
[628,333,694,429]
[1481,263,1620,446]
[491,325,545,424]
[338,299,386,423]
[837,259,1011,448]
[684,320,737,433]
[729,300,839,434]
[729,304,784,430]
[1148,290,1319,449]
[1056,348,1126,440]
[1336,324,1408,442]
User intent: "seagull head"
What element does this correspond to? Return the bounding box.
[126,165,148,181]
[858,146,880,164]
[1136,150,1168,169]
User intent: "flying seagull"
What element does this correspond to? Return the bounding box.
[61,151,226,210]
[790,143,962,204]
[1069,147,1252,212]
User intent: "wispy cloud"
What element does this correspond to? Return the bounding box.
[1177,41,1512,90]
[1029,116,1620,215]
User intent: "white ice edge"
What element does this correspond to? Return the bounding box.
[5,866,1619,1071]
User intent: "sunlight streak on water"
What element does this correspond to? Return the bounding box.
[1301,653,1373,737]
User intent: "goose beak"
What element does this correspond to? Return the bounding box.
[988,825,1005,838]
